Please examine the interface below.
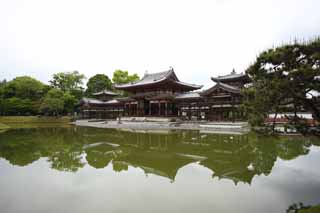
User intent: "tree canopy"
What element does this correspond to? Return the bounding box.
[86,74,112,96]
[2,76,45,100]
[112,69,139,85]
[0,76,45,115]
[40,88,65,115]
[50,71,85,93]
[243,38,320,129]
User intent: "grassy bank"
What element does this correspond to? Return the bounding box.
[0,122,10,130]
[0,116,73,129]
[0,116,73,124]
[300,205,320,213]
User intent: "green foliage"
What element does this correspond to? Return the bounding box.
[40,88,65,115]
[0,72,86,116]
[299,205,320,213]
[50,71,85,93]
[2,97,38,115]
[86,74,112,96]
[112,69,140,96]
[3,76,45,100]
[62,92,77,113]
[0,77,45,115]
[40,88,78,115]
[243,38,320,130]
[0,79,6,86]
[48,71,86,113]
[112,69,139,85]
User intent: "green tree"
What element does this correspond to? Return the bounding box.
[85,74,112,96]
[3,76,44,100]
[0,80,5,115]
[2,97,36,115]
[50,71,85,94]
[40,88,65,115]
[0,77,44,115]
[62,92,77,114]
[112,69,139,85]
[243,38,320,131]
[0,79,6,87]
[49,71,85,111]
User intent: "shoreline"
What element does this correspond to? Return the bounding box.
[73,119,250,134]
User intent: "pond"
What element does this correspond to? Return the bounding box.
[0,126,319,213]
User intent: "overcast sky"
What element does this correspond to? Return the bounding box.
[1,0,320,88]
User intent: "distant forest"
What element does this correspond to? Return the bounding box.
[0,70,139,116]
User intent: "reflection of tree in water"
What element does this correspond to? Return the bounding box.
[249,135,278,176]
[0,143,41,167]
[0,127,86,172]
[48,151,84,172]
[0,129,41,166]
[276,137,311,161]
[84,143,127,169]
[113,161,128,172]
[0,127,319,183]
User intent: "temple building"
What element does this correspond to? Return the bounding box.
[114,68,202,117]
[176,70,251,121]
[201,70,251,121]
[78,68,251,121]
[78,90,123,119]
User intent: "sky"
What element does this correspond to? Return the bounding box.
[1,0,320,89]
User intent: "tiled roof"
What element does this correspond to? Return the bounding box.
[105,99,121,105]
[219,82,241,93]
[92,90,119,96]
[114,70,172,88]
[80,97,121,105]
[212,73,246,80]
[114,69,202,90]
[211,71,250,83]
[201,82,240,96]
[81,97,105,105]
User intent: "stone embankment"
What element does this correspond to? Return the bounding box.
[74,119,249,134]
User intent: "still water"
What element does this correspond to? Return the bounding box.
[0,126,319,213]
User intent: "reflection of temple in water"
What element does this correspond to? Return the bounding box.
[0,127,317,185]
[81,129,257,184]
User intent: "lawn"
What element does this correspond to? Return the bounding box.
[0,116,73,124]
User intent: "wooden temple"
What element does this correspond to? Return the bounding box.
[114,68,202,117]
[79,68,251,121]
[78,90,123,119]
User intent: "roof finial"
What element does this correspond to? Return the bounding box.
[169,66,174,71]
[231,68,236,74]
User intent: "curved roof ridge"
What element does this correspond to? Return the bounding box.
[114,69,172,88]
[211,72,250,83]
[92,89,119,96]
[114,68,202,91]
[201,81,240,96]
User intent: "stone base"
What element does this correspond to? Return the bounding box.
[119,117,177,122]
